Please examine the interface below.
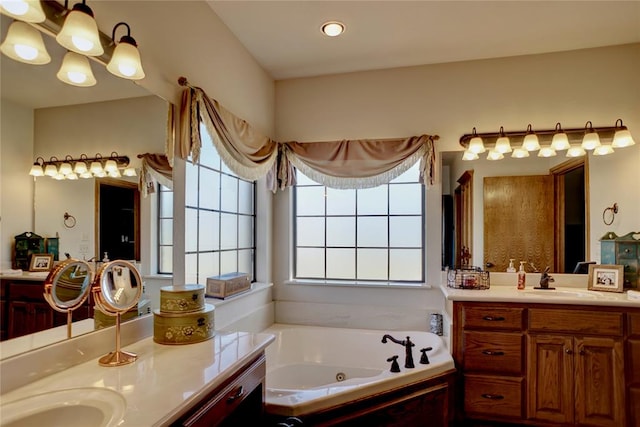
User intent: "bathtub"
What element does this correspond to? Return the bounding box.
[263,323,455,418]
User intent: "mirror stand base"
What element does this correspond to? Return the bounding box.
[98,350,137,367]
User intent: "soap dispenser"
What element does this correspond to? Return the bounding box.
[517,261,526,290]
[507,259,516,273]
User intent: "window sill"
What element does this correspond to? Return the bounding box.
[205,282,273,307]
[284,279,432,290]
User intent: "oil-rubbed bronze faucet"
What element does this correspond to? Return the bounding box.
[539,266,555,289]
[382,334,415,368]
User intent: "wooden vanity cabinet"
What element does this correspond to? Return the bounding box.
[173,353,266,427]
[453,302,636,426]
[452,303,526,423]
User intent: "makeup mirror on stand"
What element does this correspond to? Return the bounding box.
[92,260,142,367]
[43,259,93,339]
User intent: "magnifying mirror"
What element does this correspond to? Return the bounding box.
[43,259,93,339]
[92,260,142,367]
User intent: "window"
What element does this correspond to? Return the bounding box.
[158,184,173,274]
[184,124,256,284]
[293,164,424,283]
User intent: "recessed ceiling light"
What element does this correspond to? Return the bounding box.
[321,21,345,37]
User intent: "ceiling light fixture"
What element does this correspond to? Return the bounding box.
[56,0,103,56]
[321,21,345,37]
[459,119,635,161]
[0,20,50,64]
[106,22,145,80]
[0,0,45,23]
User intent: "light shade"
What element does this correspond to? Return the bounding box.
[29,163,44,176]
[106,23,144,80]
[44,164,58,176]
[74,161,88,174]
[59,161,73,175]
[494,136,512,153]
[468,136,485,154]
[123,167,137,177]
[55,1,103,56]
[566,145,586,158]
[522,133,540,151]
[462,150,479,161]
[0,0,45,23]
[56,51,96,87]
[612,128,636,148]
[581,132,601,150]
[511,147,530,158]
[0,20,51,64]
[321,21,345,37]
[551,133,570,150]
[104,159,118,172]
[593,145,614,156]
[487,150,504,161]
[90,160,103,174]
[538,146,557,158]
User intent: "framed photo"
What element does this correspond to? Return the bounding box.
[587,264,624,293]
[29,253,54,272]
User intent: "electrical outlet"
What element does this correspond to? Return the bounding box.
[79,244,89,254]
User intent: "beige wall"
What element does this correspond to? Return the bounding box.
[273,44,640,297]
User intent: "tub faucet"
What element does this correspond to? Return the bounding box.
[382,334,415,369]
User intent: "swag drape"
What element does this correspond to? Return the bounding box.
[138,153,173,197]
[174,83,438,192]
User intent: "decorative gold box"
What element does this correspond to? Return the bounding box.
[206,273,250,299]
[159,284,205,313]
[94,306,138,329]
[153,304,214,345]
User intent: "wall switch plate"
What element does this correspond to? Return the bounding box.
[79,244,89,254]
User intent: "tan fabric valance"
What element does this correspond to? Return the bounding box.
[138,153,172,197]
[175,81,438,192]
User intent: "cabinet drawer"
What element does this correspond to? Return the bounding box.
[462,306,524,331]
[463,331,523,374]
[8,283,46,301]
[180,354,265,427]
[464,374,523,419]
[629,313,640,337]
[529,309,622,336]
[618,243,638,259]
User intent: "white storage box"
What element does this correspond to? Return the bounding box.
[206,273,251,299]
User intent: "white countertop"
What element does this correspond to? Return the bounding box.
[440,283,640,307]
[0,271,48,281]
[0,331,274,426]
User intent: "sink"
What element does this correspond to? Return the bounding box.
[1,387,126,427]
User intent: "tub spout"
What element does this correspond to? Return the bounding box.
[381,334,415,369]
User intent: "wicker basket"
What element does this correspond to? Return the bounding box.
[447,267,490,290]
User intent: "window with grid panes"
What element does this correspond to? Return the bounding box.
[157,184,173,274]
[159,122,256,282]
[293,164,424,283]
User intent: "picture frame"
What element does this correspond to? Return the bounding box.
[587,264,624,293]
[29,253,54,272]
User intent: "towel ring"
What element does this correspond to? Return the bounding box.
[63,212,76,228]
[602,203,618,226]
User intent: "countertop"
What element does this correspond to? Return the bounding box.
[0,331,275,426]
[0,271,48,281]
[440,283,640,308]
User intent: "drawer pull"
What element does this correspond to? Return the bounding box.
[481,393,504,400]
[482,316,505,321]
[226,386,244,403]
[481,350,505,356]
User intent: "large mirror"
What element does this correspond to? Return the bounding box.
[0,13,165,357]
[441,144,639,274]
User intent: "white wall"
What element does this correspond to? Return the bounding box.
[272,44,640,329]
[0,100,34,269]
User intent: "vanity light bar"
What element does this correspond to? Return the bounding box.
[459,119,635,161]
[29,152,136,179]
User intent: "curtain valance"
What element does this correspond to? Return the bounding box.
[138,153,172,197]
[175,82,438,192]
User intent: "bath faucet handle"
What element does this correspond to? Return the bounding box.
[420,347,433,365]
[387,355,401,373]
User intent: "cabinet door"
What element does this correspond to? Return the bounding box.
[527,334,573,424]
[8,301,53,339]
[574,337,625,427]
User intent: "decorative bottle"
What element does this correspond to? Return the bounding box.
[506,259,516,273]
[517,261,526,290]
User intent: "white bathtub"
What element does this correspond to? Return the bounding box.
[263,323,455,417]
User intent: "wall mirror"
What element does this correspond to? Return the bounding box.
[43,259,93,338]
[441,146,636,275]
[1,12,164,358]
